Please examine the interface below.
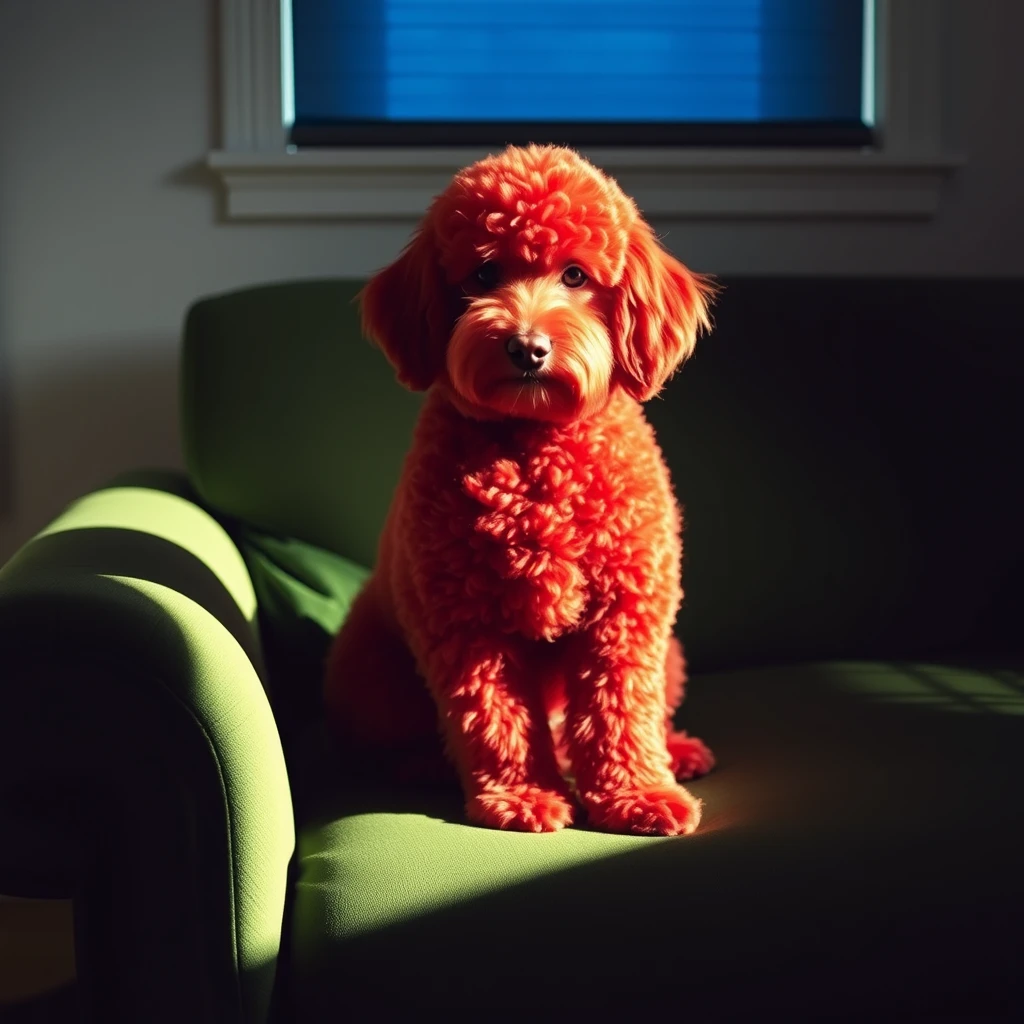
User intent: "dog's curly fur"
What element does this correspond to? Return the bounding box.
[325,144,716,836]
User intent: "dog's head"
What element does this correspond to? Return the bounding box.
[360,145,714,423]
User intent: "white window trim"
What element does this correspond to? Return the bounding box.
[207,0,960,221]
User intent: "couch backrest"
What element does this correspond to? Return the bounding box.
[182,277,1022,672]
[183,279,423,571]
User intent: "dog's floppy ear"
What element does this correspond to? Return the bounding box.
[612,224,715,402]
[359,226,452,391]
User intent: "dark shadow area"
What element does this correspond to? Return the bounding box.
[647,276,1024,677]
[1,983,81,1024]
[290,719,462,827]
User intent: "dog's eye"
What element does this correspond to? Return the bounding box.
[561,265,588,288]
[474,261,501,290]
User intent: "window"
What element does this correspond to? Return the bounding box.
[209,0,957,221]
[288,0,873,148]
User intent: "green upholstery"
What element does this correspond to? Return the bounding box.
[1,277,1021,1020]
[290,661,1024,1017]
[0,472,293,1024]
[182,280,422,571]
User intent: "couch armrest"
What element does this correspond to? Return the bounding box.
[0,472,293,1024]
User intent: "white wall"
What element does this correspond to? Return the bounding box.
[1,0,1022,562]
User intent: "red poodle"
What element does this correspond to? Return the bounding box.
[325,144,715,836]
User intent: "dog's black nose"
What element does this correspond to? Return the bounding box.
[506,332,551,371]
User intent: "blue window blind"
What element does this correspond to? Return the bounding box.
[290,0,870,145]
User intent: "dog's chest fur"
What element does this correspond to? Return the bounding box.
[403,391,679,641]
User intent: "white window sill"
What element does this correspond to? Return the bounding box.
[206,146,961,222]
[212,1,959,224]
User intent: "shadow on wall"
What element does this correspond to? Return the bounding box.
[8,338,182,561]
[0,161,12,522]
[0,320,12,524]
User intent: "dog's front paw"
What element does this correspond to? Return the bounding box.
[583,784,702,837]
[667,730,715,781]
[466,784,575,833]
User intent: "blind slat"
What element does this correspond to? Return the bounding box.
[292,0,866,127]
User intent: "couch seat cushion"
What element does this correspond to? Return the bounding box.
[287,660,1024,1019]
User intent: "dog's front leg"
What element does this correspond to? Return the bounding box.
[424,635,575,832]
[565,618,703,837]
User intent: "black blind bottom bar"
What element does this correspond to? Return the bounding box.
[290,120,874,149]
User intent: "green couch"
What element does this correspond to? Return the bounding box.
[1,278,1021,1021]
